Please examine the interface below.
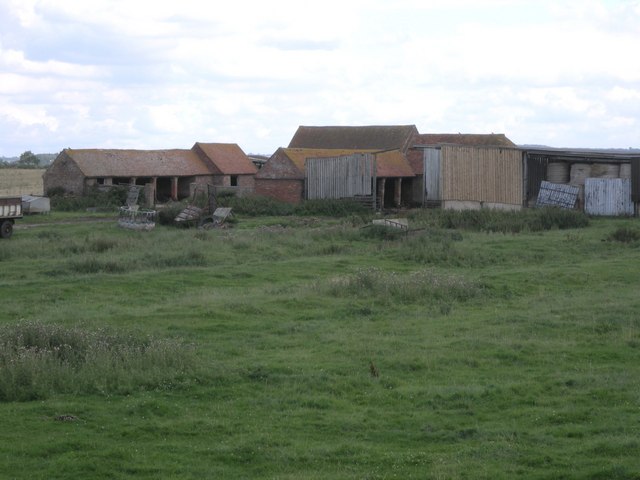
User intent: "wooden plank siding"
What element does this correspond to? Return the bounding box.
[441,145,524,207]
[423,148,441,203]
[305,154,375,200]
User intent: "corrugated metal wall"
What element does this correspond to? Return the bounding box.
[631,159,640,202]
[305,154,374,200]
[441,145,524,205]
[423,148,441,202]
[585,178,633,216]
[526,154,548,200]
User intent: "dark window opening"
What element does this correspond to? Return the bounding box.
[230,175,239,187]
[135,177,152,186]
[113,177,131,186]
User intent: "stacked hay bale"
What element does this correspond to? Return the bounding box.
[569,163,591,209]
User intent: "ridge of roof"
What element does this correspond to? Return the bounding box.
[288,125,419,152]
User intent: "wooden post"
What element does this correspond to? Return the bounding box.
[171,177,178,201]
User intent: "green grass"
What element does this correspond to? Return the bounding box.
[0,210,639,478]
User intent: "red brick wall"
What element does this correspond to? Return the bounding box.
[238,175,255,189]
[255,178,303,204]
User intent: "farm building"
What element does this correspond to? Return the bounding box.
[417,144,525,211]
[409,133,518,208]
[266,125,422,207]
[44,143,257,202]
[523,147,640,216]
[255,148,416,208]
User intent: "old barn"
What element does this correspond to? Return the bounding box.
[44,143,257,202]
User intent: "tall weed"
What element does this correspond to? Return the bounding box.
[0,321,195,401]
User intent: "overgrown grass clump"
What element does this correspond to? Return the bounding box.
[409,207,589,233]
[220,195,370,217]
[324,267,487,305]
[0,321,196,401]
[605,226,640,243]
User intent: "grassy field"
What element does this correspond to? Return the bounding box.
[0,209,639,479]
[0,168,45,196]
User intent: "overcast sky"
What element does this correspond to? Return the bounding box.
[1,0,639,156]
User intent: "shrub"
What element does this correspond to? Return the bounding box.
[49,185,129,212]
[605,227,640,243]
[220,195,294,216]
[294,199,370,217]
[0,321,196,401]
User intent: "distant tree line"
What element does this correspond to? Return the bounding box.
[0,151,57,169]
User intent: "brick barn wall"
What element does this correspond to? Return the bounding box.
[238,175,255,189]
[255,178,303,204]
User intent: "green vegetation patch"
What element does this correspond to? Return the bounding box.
[323,267,487,305]
[0,321,196,401]
[605,226,640,244]
[409,207,590,233]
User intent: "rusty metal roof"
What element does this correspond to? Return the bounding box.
[288,125,419,152]
[193,143,258,175]
[269,148,415,178]
[64,148,211,177]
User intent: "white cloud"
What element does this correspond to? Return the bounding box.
[1,0,639,155]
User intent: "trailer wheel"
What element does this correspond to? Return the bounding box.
[0,220,13,239]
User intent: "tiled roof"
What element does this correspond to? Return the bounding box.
[193,143,258,175]
[283,148,377,172]
[414,133,516,147]
[375,150,416,177]
[288,125,419,152]
[64,149,211,177]
[281,148,414,178]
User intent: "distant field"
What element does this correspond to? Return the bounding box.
[0,168,45,196]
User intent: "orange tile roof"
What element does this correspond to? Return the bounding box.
[65,149,211,177]
[281,148,414,178]
[375,150,416,177]
[193,143,258,175]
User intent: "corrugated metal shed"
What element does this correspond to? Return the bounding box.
[585,178,633,216]
[441,145,524,206]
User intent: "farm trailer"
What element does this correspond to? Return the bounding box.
[0,197,23,238]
